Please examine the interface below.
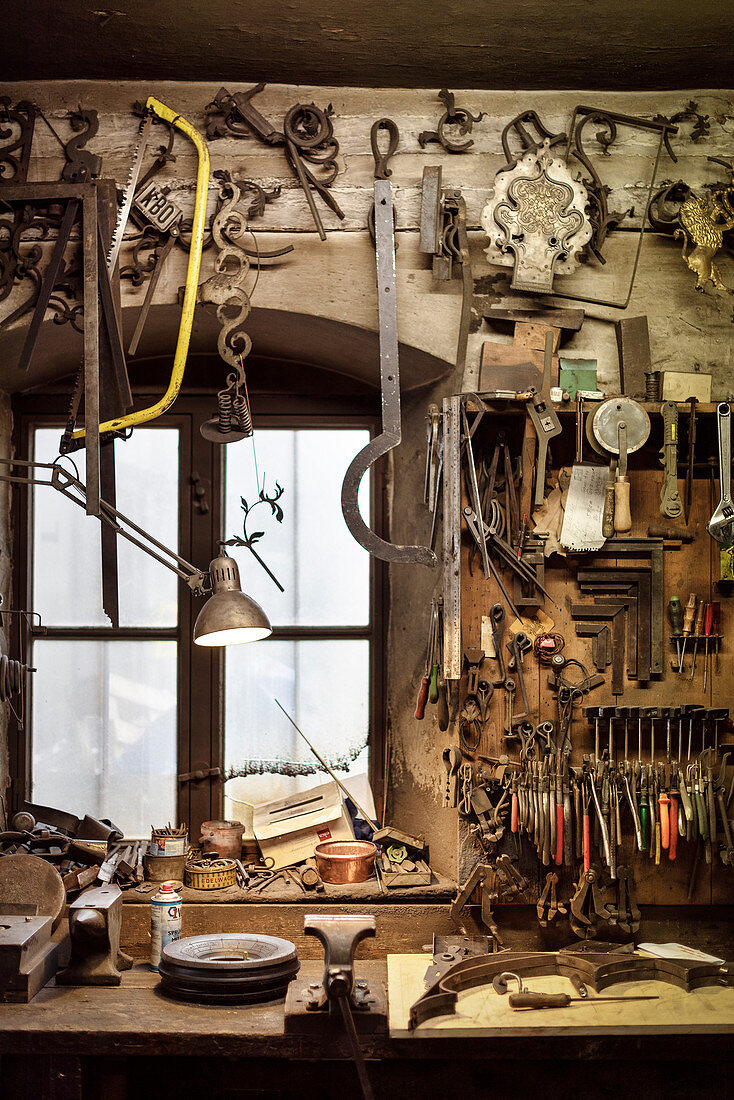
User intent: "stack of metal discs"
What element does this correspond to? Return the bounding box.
[158,933,300,1004]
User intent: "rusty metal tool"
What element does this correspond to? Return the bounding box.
[508,990,657,1010]
[571,604,625,695]
[526,331,562,509]
[685,397,698,525]
[668,596,683,670]
[597,539,666,676]
[342,180,435,567]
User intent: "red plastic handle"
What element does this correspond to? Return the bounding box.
[414,677,429,720]
[511,792,518,833]
[583,813,590,873]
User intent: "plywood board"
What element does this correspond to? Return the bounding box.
[388,953,734,1038]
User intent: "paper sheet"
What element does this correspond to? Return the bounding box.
[560,464,608,551]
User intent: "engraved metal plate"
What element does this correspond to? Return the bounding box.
[481,139,592,294]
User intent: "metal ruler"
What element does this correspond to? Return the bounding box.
[442,395,463,680]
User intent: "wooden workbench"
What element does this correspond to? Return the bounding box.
[2,957,734,1099]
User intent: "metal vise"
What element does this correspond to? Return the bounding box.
[57,884,133,986]
[304,914,376,1020]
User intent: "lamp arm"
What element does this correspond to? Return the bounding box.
[0,458,210,596]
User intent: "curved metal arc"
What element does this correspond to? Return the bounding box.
[409,948,730,1029]
[342,179,436,568]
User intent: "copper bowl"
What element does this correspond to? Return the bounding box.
[313,840,378,884]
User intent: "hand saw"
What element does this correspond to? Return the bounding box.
[70,96,210,442]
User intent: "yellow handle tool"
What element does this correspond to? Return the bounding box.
[72,96,210,440]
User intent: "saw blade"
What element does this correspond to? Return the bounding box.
[106,113,153,274]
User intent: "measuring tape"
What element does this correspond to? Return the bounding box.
[184,857,237,890]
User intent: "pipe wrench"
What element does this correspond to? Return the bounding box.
[659,401,683,519]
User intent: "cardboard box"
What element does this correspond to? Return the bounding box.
[252,780,355,870]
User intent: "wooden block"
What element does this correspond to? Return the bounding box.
[479,344,559,392]
[662,371,712,403]
[615,315,651,394]
[513,322,561,353]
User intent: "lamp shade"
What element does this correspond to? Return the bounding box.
[193,555,272,647]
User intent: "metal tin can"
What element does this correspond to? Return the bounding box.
[150,881,182,971]
[150,833,188,857]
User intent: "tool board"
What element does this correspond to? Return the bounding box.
[456,401,734,907]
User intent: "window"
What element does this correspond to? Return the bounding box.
[11,389,383,836]
[223,428,372,813]
[29,427,180,836]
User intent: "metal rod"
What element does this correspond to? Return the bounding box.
[273,699,379,829]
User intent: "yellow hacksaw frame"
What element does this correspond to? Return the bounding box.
[71,96,210,441]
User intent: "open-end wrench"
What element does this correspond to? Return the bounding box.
[503,678,516,732]
[659,401,683,519]
[526,330,562,508]
[708,403,734,549]
[490,603,506,684]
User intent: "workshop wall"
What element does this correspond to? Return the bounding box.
[1,82,733,875]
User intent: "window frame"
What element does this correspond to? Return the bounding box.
[9,389,386,834]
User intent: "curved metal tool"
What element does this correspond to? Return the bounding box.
[342,180,436,567]
[370,118,399,179]
[708,403,734,548]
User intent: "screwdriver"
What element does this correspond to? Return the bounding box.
[508,992,659,1010]
[712,600,721,673]
[703,602,713,691]
[680,593,697,673]
[668,596,683,670]
[689,600,705,681]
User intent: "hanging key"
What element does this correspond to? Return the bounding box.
[659,401,683,519]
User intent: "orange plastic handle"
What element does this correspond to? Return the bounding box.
[659,792,670,850]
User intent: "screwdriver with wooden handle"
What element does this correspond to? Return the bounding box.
[679,593,697,673]
[508,992,659,1010]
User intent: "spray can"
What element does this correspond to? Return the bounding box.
[150,881,182,971]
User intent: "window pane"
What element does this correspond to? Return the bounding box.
[225,430,370,626]
[225,639,369,806]
[32,639,177,836]
[33,428,179,628]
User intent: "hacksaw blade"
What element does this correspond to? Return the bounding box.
[106,112,153,274]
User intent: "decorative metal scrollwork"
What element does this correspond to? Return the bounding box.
[418,89,485,153]
[222,483,286,590]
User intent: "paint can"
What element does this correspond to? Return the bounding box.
[150,881,182,971]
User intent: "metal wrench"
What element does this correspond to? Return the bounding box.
[507,631,531,719]
[659,401,683,519]
[708,403,734,548]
